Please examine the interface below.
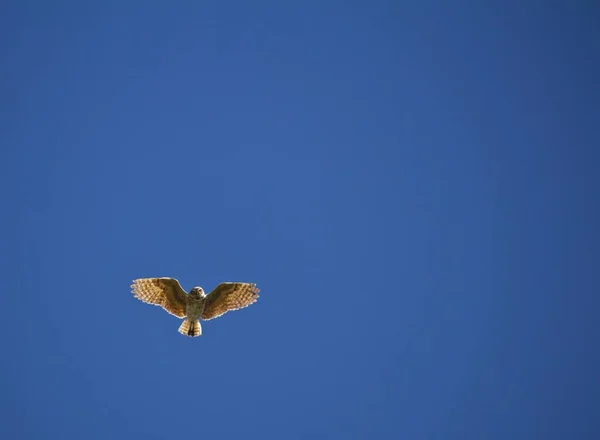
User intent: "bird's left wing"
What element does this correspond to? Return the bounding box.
[131,277,188,318]
[201,282,259,321]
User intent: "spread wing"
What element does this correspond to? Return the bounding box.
[202,282,260,321]
[131,277,188,318]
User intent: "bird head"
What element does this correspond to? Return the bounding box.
[190,286,206,298]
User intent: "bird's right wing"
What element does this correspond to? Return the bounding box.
[131,277,188,318]
[202,282,260,320]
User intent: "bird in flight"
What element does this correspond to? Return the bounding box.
[131,277,260,337]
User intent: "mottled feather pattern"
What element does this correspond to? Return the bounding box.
[131,277,260,336]
[131,277,187,318]
[178,319,201,337]
[202,282,260,320]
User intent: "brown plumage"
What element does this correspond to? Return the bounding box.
[201,282,260,320]
[178,318,201,337]
[131,277,260,337]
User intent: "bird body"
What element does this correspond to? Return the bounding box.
[131,278,259,337]
[180,287,206,336]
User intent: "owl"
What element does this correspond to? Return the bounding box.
[131,277,259,337]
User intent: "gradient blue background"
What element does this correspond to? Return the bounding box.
[2,1,599,439]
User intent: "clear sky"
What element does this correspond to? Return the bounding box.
[2,1,599,439]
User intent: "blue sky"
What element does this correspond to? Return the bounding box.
[2,1,599,439]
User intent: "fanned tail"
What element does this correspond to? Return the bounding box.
[178,319,202,337]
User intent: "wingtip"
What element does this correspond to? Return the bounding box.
[130,280,141,294]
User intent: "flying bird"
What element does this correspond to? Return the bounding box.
[131,277,259,337]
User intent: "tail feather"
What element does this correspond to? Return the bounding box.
[178,319,202,337]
